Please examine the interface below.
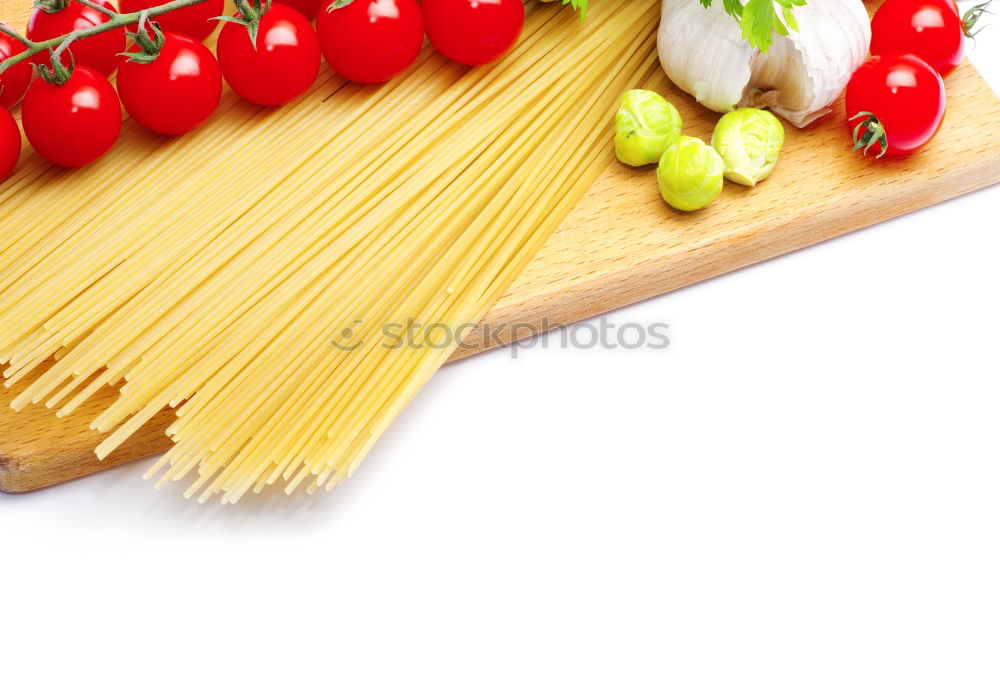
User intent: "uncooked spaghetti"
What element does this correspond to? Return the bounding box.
[0,0,660,502]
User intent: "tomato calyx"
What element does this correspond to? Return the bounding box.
[962,0,995,39]
[327,0,354,11]
[33,0,71,15]
[218,0,273,47]
[122,18,165,64]
[33,45,74,84]
[850,111,890,159]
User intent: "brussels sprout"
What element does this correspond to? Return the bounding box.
[614,90,683,167]
[656,136,725,212]
[711,108,785,187]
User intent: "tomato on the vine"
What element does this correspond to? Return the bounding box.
[22,65,122,167]
[845,54,946,158]
[119,0,225,42]
[277,0,323,22]
[216,3,321,106]
[316,0,423,84]
[870,0,965,77]
[118,31,222,135]
[27,0,126,77]
[0,105,20,181]
[0,33,32,108]
[422,0,524,66]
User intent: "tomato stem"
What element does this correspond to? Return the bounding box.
[218,0,272,47]
[963,0,995,39]
[849,111,889,159]
[0,0,212,75]
[76,0,119,17]
[34,45,74,84]
[33,0,71,15]
[0,23,34,48]
[122,14,165,64]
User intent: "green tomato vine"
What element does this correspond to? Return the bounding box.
[0,0,211,76]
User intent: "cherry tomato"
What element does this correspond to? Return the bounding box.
[0,105,20,181]
[117,32,221,135]
[22,65,122,167]
[216,4,321,106]
[277,0,323,22]
[0,33,32,109]
[422,0,524,66]
[870,0,965,76]
[27,0,126,77]
[316,0,423,84]
[845,54,946,158]
[119,0,225,42]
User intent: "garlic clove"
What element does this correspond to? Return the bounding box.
[657,0,753,115]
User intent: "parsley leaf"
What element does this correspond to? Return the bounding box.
[698,0,806,52]
[562,0,588,20]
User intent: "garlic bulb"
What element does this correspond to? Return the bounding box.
[657,0,871,127]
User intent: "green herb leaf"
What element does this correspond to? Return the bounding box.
[561,0,588,20]
[698,0,806,52]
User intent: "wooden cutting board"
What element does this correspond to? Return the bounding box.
[3,1,1000,492]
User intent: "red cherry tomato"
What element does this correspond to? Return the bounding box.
[845,54,946,158]
[316,0,423,84]
[0,33,32,109]
[119,0,224,42]
[27,0,126,77]
[422,0,524,66]
[276,0,323,22]
[117,32,221,135]
[870,0,965,76]
[22,65,122,167]
[216,4,321,106]
[0,105,20,181]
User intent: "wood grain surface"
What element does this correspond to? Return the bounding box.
[3,1,1000,492]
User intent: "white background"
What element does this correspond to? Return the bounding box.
[3,5,999,674]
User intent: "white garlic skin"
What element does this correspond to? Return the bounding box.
[657,0,872,128]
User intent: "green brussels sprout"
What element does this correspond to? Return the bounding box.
[710,108,785,187]
[614,90,683,167]
[656,136,725,212]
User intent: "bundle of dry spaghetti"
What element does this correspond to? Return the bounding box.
[0,0,660,502]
